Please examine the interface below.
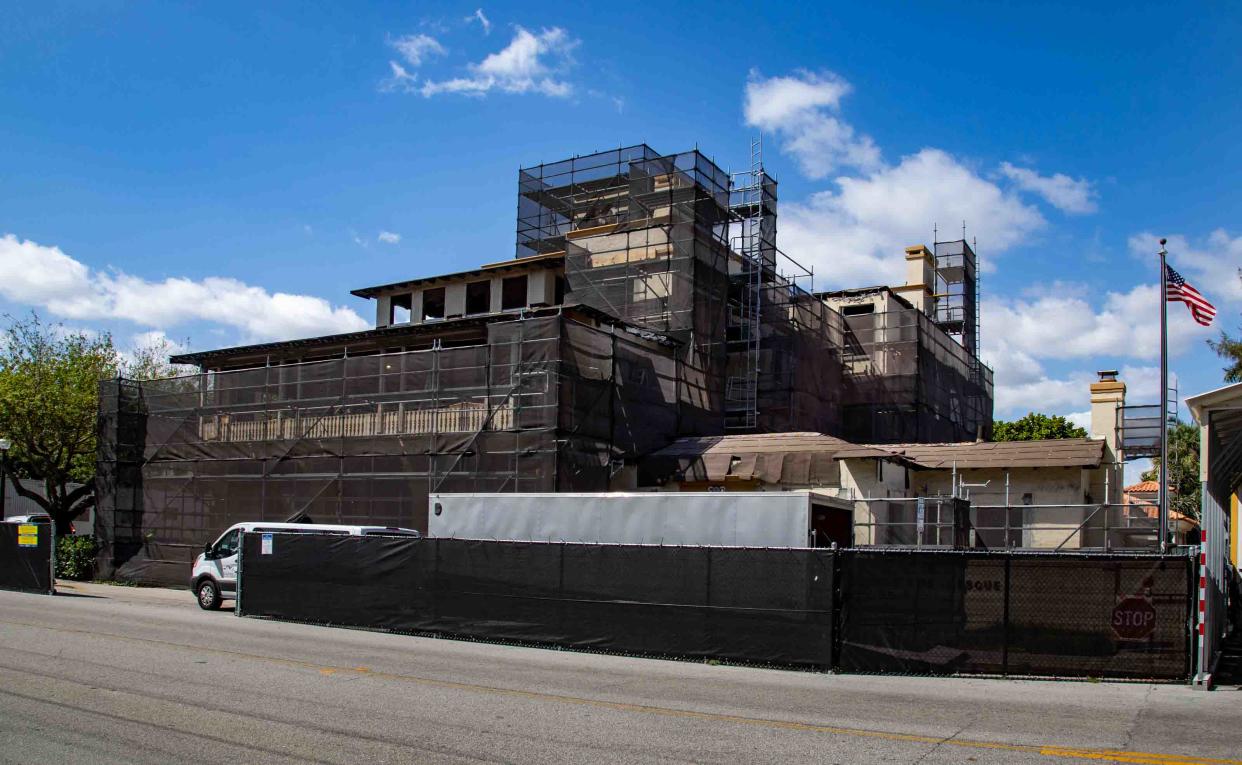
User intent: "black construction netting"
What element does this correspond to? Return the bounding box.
[837,551,1192,679]
[0,521,53,594]
[238,535,1192,679]
[95,314,717,585]
[238,533,836,667]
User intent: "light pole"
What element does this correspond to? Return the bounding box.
[0,437,10,520]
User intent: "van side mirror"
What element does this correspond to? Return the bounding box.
[203,542,212,556]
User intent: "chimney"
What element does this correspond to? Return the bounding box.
[892,244,937,315]
[1088,369,1125,505]
[1089,370,1125,449]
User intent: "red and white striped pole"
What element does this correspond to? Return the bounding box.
[1197,530,1207,642]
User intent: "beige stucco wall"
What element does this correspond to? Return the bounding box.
[649,456,1112,549]
[839,458,910,545]
[373,266,559,329]
[911,466,1095,548]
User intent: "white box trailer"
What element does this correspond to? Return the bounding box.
[427,491,854,548]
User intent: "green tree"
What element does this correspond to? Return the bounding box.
[0,314,119,535]
[1140,421,1201,521]
[0,314,191,536]
[125,334,196,382]
[1206,268,1241,382]
[992,412,1088,442]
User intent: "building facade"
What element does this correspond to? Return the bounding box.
[95,144,994,582]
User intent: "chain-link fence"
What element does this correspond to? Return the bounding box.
[238,533,835,667]
[238,534,1192,680]
[838,550,1190,679]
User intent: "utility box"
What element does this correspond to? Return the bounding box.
[427,491,855,548]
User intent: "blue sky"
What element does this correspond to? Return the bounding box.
[2,1,1239,442]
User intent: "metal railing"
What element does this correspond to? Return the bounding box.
[850,498,1164,551]
[198,399,517,442]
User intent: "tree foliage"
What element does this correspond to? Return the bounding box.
[992,412,1088,442]
[0,313,192,535]
[1206,269,1242,382]
[0,314,117,533]
[1140,421,1201,521]
[1208,332,1242,383]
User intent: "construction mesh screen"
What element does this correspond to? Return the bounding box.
[840,308,993,443]
[237,537,1192,680]
[521,144,849,436]
[95,314,708,585]
[0,521,53,594]
[838,551,1191,679]
[238,534,836,667]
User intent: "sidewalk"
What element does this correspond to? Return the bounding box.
[56,579,193,608]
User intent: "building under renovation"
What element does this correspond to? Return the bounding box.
[95,144,993,583]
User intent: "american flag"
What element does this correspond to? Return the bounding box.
[1166,264,1216,327]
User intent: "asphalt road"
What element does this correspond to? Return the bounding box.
[0,582,1238,765]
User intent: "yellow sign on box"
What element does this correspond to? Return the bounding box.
[16,524,38,547]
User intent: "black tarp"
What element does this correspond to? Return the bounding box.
[94,311,726,586]
[837,551,1192,679]
[238,533,835,667]
[239,536,1193,679]
[0,521,54,594]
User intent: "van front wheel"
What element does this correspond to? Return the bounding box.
[196,579,222,610]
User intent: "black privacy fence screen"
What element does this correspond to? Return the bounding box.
[0,521,54,594]
[238,533,1193,680]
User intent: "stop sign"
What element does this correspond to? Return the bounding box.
[1112,597,1157,640]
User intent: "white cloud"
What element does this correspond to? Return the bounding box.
[741,70,1109,293]
[418,26,576,98]
[744,70,880,178]
[377,231,401,245]
[990,364,1161,423]
[0,233,369,344]
[1129,230,1242,307]
[464,8,491,34]
[130,329,187,356]
[983,282,1210,366]
[389,33,446,67]
[983,275,1193,420]
[993,368,1094,417]
[381,61,418,93]
[1119,364,1161,402]
[1065,410,1091,431]
[0,234,90,298]
[999,162,1097,214]
[781,148,1045,288]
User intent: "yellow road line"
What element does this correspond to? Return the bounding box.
[2,617,1236,765]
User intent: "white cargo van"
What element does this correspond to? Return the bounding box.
[190,522,421,610]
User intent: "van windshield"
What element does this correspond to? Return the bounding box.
[214,529,240,557]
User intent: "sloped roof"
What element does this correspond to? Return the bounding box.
[650,432,855,457]
[1124,480,1161,494]
[641,434,1105,486]
[642,433,869,484]
[847,438,1106,469]
[350,251,564,298]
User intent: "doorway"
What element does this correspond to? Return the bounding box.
[810,504,853,548]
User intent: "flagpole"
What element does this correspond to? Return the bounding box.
[1158,238,1169,553]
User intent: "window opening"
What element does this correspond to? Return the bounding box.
[501,275,528,311]
[390,293,412,324]
[422,287,446,321]
[465,280,492,315]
